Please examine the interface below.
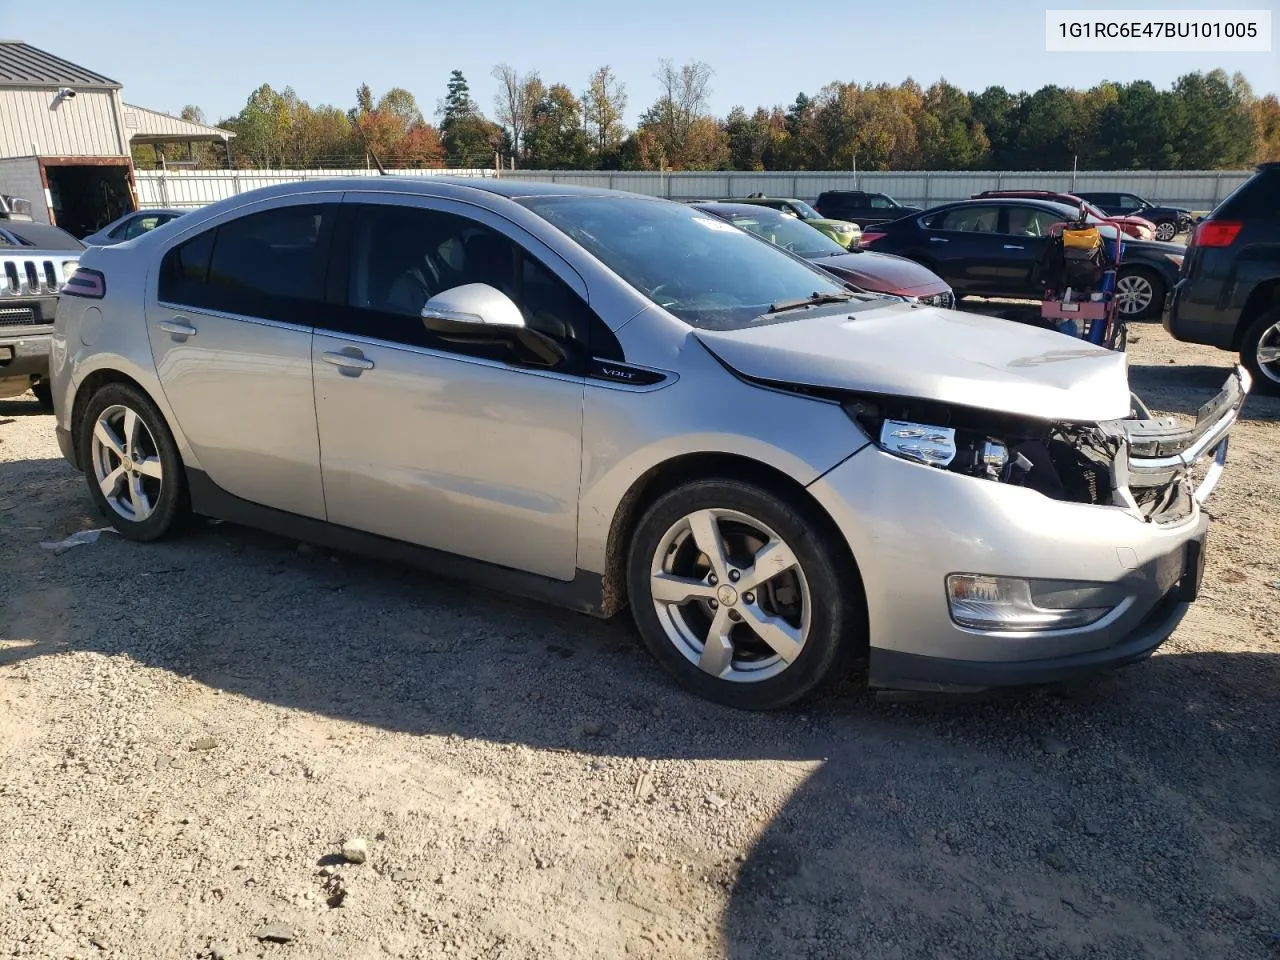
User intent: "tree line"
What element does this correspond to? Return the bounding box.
[139,63,1280,172]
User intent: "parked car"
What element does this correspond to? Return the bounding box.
[694,202,953,307]
[51,178,1246,708]
[970,190,1156,240]
[0,221,82,409]
[813,191,922,228]
[82,208,185,247]
[1165,161,1280,394]
[719,195,861,248]
[859,198,1185,320]
[1073,192,1192,242]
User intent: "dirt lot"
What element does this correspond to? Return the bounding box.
[1,319,1278,960]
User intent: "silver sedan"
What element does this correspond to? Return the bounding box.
[48,178,1248,708]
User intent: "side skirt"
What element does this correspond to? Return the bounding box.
[186,469,612,618]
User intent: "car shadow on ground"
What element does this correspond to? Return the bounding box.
[0,394,47,418]
[3,455,1279,958]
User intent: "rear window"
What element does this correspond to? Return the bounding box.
[1217,170,1280,219]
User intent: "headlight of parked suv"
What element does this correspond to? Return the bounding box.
[834,224,856,234]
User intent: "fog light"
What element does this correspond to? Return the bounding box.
[946,575,1115,631]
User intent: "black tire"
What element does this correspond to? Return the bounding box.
[78,382,189,541]
[30,380,53,411]
[1239,307,1280,397]
[626,478,864,710]
[1116,266,1165,321]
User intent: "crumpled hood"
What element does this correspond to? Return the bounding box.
[695,303,1132,422]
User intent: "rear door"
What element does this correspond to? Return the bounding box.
[915,205,1007,293]
[147,193,339,518]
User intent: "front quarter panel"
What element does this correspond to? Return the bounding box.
[576,306,870,574]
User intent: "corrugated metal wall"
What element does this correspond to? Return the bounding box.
[135,167,1255,212]
[0,156,48,223]
[0,88,127,158]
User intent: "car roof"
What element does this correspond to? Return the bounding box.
[929,197,1080,216]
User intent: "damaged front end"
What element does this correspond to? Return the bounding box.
[843,366,1251,523]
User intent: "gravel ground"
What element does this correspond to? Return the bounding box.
[1,319,1278,960]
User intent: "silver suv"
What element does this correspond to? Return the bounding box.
[49,178,1248,709]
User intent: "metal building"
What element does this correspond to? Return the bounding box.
[0,40,233,237]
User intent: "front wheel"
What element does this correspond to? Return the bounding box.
[1115,268,1165,321]
[1153,220,1178,242]
[1240,307,1280,397]
[78,383,189,541]
[626,479,863,710]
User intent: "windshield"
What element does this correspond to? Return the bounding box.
[787,200,822,220]
[722,209,847,258]
[519,195,850,330]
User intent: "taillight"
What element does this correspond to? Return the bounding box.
[1193,221,1242,248]
[859,231,887,246]
[62,266,105,299]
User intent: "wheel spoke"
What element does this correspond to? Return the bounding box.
[742,605,804,664]
[122,409,142,454]
[650,572,717,605]
[134,456,164,480]
[687,510,729,581]
[739,538,799,591]
[128,474,152,519]
[94,419,125,459]
[1258,344,1280,365]
[698,607,734,677]
[98,465,125,499]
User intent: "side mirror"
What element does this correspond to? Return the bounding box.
[420,282,565,367]
[421,282,526,332]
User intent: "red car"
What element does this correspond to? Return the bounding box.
[970,190,1156,240]
[693,202,955,307]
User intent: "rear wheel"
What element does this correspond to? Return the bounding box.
[1115,267,1164,321]
[1240,308,1280,397]
[78,383,189,541]
[30,380,52,411]
[1153,221,1178,242]
[626,479,863,710]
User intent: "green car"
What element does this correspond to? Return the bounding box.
[721,195,862,248]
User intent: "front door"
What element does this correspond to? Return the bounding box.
[989,205,1058,296]
[917,204,1008,294]
[146,195,338,519]
[311,196,587,580]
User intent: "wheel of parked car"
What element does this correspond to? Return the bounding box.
[30,380,53,412]
[626,478,864,710]
[79,383,189,541]
[1240,307,1280,396]
[1153,221,1178,242]
[1114,267,1164,321]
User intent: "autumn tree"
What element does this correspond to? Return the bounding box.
[491,64,540,162]
[639,59,715,168]
[439,69,502,166]
[583,65,628,163]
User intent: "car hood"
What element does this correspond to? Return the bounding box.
[694,303,1131,422]
[810,249,949,297]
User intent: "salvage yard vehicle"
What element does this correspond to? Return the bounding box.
[82,208,186,247]
[970,190,1157,240]
[51,178,1248,709]
[1165,161,1280,394]
[813,190,921,228]
[860,198,1184,320]
[1073,191,1193,242]
[0,221,83,409]
[694,202,954,307]
[719,195,861,248]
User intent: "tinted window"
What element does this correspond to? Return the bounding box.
[107,218,131,240]
[928,206,1002,232]
[1118,194,1144,207]
[338,203,601,363]
[869,195,895,209]
[1218,170,1280,218]
[158,204,333,322]
[1004,207,1061,237]
[125,214,163,240]
[520,195,851,331]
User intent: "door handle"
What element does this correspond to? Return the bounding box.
[1003,244,1025,250]
[322,350,375,374]
[159,318,197,339]
[928,237,949,243]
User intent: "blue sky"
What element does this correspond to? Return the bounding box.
[4,0,1276,125]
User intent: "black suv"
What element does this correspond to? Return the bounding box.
[1074,191,1192,242]
[1165,162,1280,394]
[813,191,921,228]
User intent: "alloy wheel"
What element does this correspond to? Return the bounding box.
[1154,221,1177,242]
[90,404,164,522]
[1115,274,1155,316]
[1256,320,1280,386]
[648,508,811,683]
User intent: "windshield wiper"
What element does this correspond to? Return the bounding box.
[766,291,855,313]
